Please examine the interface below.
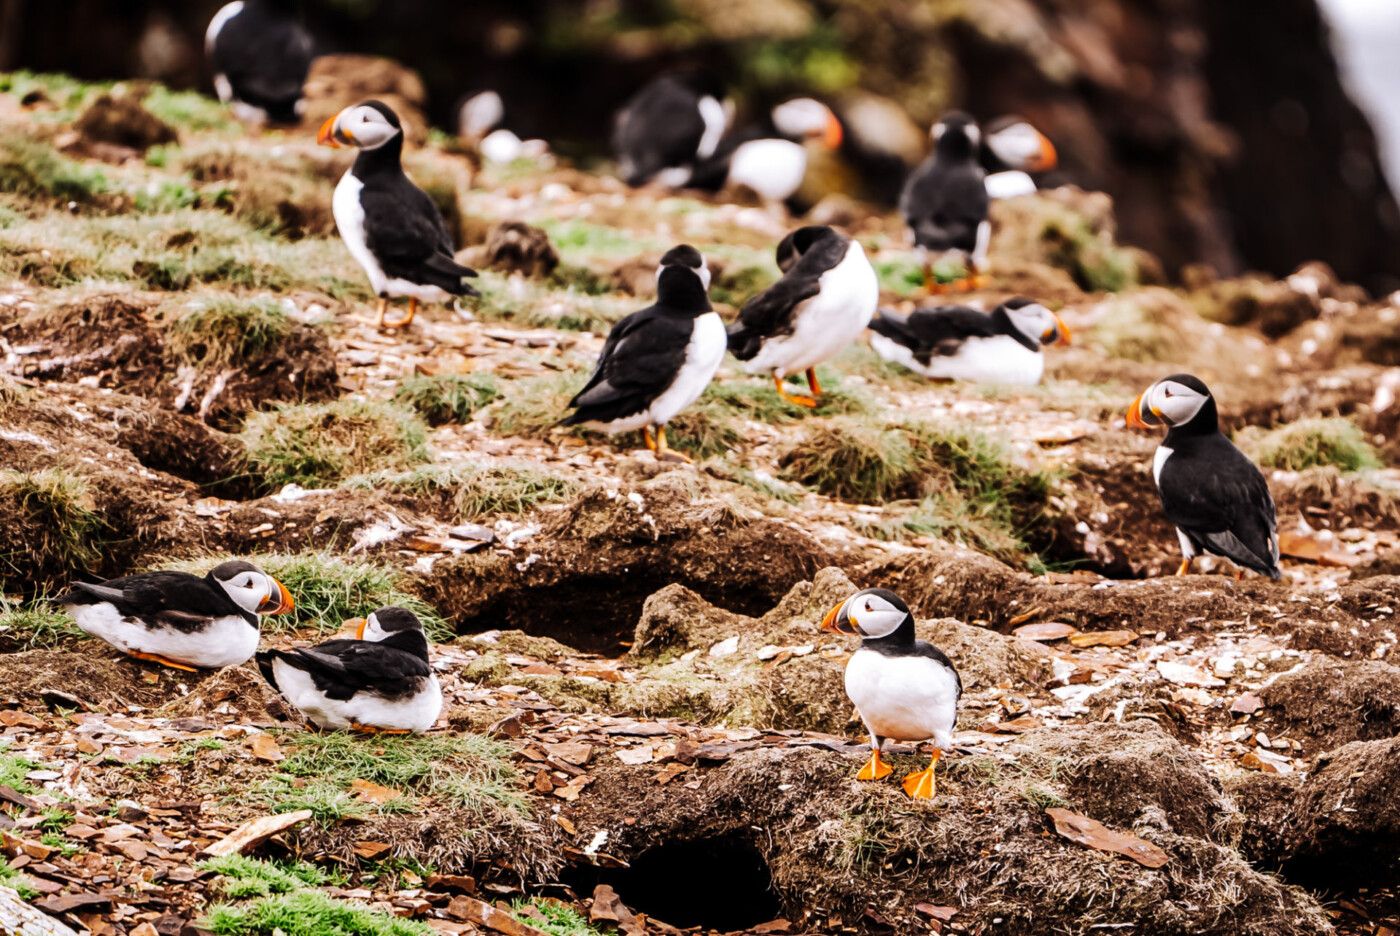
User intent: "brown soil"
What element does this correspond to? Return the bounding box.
[1285,737,1400,888]
[1259,659,1400,755]
[0,648,204,711]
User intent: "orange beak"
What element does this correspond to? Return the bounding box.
[820,599,859,635]
[1126,389,1152,429]
[258,579,295,615]
[822,111,844,150]
[820,602,841,633]
[345,618,368,640]
[1029,131,1058,172]
[317,114,341,148]
[1048,313,1072,347]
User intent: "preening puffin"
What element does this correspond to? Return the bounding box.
[612,74,730,188]
[319,100,479,329]
[560,245,725,463]
[688,98,844,205]
[899,112,990,292]
[1127,374,1282,580]
[822,588,961,799]
[868,298,1071,385]
[257,606,442,733]
[205,0,313,126]
[980,116,1058,200]
[727,226,878,407]
[56,561,293,671]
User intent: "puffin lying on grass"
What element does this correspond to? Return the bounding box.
[900,112,989,293]
[205,0,314,126]
[56,561,293,671]
[868,298,1071,385]
[688,98,844,207]
[1127,374,1282,580]
[727,225,878,408]
[257,606,442,733]
[560,245,725,463]
[319,100,479,329]
[822,588,961,799]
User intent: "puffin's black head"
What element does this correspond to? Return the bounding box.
[820,587,912,639]
[655,244,712,311]
[931,111,981,162]
[318,100,402,150]
[209,560,294,616]
[347,606,425,642]
[775,225,842,273]
[984,115,1057,172]
[1127,373,1218,433]
[997,297,1071,347]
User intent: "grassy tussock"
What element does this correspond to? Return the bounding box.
[165,296,296,370]
[0,468,103,588]
[199,855,331,899]
[392,373,501,425]
[472,270,631,333]
[204,889,432,936]
[0,598,88,651]
[491,371,589,439]
[510,899,603,936]
[239,399,430,490]
[0,136,109,205]
[181,148,337,238]
[1087,289,1192,363]
[345,461,574,521]
[1237,417,1382,472]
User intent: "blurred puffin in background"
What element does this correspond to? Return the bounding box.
[612,73,732,188]
[980,115,1059,199]
[868,297,1070,385]
[688,97,844,209]
[205,0,313,126]
[319,100,479,329]
[1127,374,1282,580]
[457,90,549,165]
[900,112,990,292]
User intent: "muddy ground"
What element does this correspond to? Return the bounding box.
[2,74,1400,936]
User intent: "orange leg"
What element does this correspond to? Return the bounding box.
[856,740,893,781]
[1235,568,1244,582]
[383,297,417,329]
[774,375,818,408]
[643,426,657,452]
[375,297,389,329]
[902,747,942,799]
[805,368,823,397]
[653,425,692,464]
[1176,558,1192,577]
[128,651,199,673]
[351,722,412,735]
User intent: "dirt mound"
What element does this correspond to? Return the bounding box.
[0,648,197,711]
[472,221,560,277]
[155,665,292,724]
[74,91,178,151]
[1285,737,1400,888]
[302,55,429,146]
[1259,659,1400,755]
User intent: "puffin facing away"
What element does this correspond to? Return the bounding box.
[612,74,730,188]
[868,298,1071,385]
[689,98,844,206]
[258,607,442,733]
[899,112,990,292]
[319,101,479,329]
[822,588,961,799]
[56,561,293,671]
[980,116,1058,200]
[560,245,726,463]
[205,0,313,126]
[1127,374,1282,580]
[727,226,878,407]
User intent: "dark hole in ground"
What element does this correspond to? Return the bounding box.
[564,834,784,931]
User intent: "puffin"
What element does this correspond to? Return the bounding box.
[899,112,990,292]
[257,606,442,734]
[821,588,961,799]
[205,0,313,126]
[612,74,730,188]
[688,98,844,206]
[980,115,1058,200]
[1127,374,1282,579]
[560,245,725,463]
[727,226,878,407]
[867,298,1071,385]
[318,100,480,329]
[457,90,548,165]
[55,560,293,671]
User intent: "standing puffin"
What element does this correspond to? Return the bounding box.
[257,606,442,733]
[727,226,878,407]
[319,100,479,329]
[822,588,961,799]
[688,98,844,206]
[899,113,990,292]
[560,245,725,463]
[205,0,313,126]
[868,298,1071,385]
[980,116,1058,200]
[56,561,293,671]
[612,74,730,188]
[1127,374,1282,579]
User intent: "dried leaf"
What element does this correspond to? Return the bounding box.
[915,904,958,921]
[1045,807,1169,868]
[1156,660,1225,687]
[201,810,313,857]
[350,778,403,804]
[1013,622,1079,641]
[1278,531,1359,567]
[353,840,393,860]
[1069,629,1138,648]
[1231,692,1262,715]
[249,733,284,763]
[1007,606,1046,626]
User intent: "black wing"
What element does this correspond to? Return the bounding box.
[562,306,693,425]
[913,640,963,700]
[360,178,479,296]
[1159,437,1280,578]
[869,306,1000,363]
[56,571,240,632]
[728,232,849,360]
[259,640,431,702]
[899,158,988,252]
[612,77,706,186]
[213,6,313,120]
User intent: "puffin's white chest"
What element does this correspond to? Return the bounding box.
[332,172,383,291]
[985,170,1037,200]
[743,241,879,377]
[844,648,959,749]
[271,660,443,733]
[587,312,727,435]
[68,603,258,669]
[872,333,1045,385]
[727,139,808,203]
[1153,445,1173,486]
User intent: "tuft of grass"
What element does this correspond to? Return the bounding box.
[0,751,41,793]
[491,371,590,439]
[239,399,430,490]
[1041,217,1137,293]
[0,863,39,900]
[1236,417,1382,473]
[345,461,574,521]
[510,899,602,936]
[0,136,110,205]
[0,597,88,651]
[161,553,449,641]
[204,889,433,936]
[200,855,330,899]
[392,373,501,426]
[0,468,103,588]
[779,416,916,504]
[143,85,241,134]
[253,775,372,825]
[165,296,296,370]
[1087,290,1190,363]
[666,373,873,459]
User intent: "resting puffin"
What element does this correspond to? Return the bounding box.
[727,226,878,407]
[980,116,1058,200]
[821,588,961,799]
[688,98,844,205]
[899,112,990,292]
[205,0,313,126]
[55,561,293,671]
[457,90,548,165]
[560,245,725,463]
[319,100,479,329]
[257,606,442,733]
[612,74,730,188]
[1127,374,1282,580]
[868,298,1071,385]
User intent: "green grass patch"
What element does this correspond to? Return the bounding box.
[0,597,88,651]
[392,373,501,425]
[201,855,331,899]
[666,372,873,459]
[252,776,372,825]
[143,85,241,135]
[1236,417,1382,472]
[204,889,432,936]
[0,863,38,900]
[491,371,590,439]
[161,553,449,641]
[165,296,296,370]
[0,467,104,590]
[344,461,574,521]
[0,136,110,205]
[239,399,430,490]
[511,899,602,936]
[1041,216,1137,293]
